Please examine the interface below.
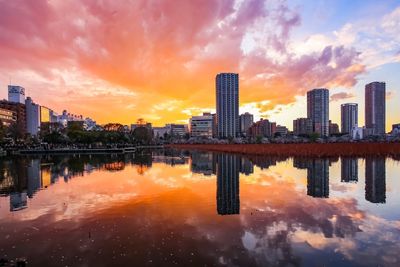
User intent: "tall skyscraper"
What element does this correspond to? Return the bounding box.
[216,73,239,138]
[8,85,25,104]
[307,88,329,137]
[365,82,386,135]
[341,103,358,134]
[239,112,254,136]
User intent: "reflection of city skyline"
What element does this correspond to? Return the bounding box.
[0,152,391,212]
[216,153,240,215]
[0,151,190,212]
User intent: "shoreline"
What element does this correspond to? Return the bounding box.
[168,142,400,157]
[5,145,164,155]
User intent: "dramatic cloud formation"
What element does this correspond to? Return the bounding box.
[331,92,355,102]
[0,0,398,125]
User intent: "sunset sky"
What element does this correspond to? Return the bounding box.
[0,0,399,130]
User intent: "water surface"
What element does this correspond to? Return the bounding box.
[0,150,399,266]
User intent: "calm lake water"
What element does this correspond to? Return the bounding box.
[0,150,399,267]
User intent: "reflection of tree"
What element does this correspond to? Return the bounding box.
[133,152,152,175]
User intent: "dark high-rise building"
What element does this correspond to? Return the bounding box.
[216,73,239,138]
[365,82,386,135]
[307,88,329,136]
[239,112,254,136]
[307,159,329,198]
[216,154,240,215]
[365,157,386,203]
[341,158,358,183]
[341,103,358,134]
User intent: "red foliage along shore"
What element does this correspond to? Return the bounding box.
[168,143,400,157]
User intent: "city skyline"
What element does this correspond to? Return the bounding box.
[0,1,399,130]
[1,76,393,138]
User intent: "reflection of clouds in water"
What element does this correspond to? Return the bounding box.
[0,153,399,266]
[235,167,400,266]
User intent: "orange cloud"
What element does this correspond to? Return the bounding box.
[0,0,365,125]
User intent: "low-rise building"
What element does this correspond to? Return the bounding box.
[275,125,288,136]
[329,120,340,135]
[0,100,26,134]
[167,124,188,137]
[153,127,170,138]
[293,118,313,136]
[0,108,16,127]
[248,119,276,138]
[190,113,215,138]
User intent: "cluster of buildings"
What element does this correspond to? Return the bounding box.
[292,82,388,139]
[0,85,97,137]
[181,73,393,140]
[1,74,396,142]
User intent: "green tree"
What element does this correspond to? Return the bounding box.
[133,127,152,144]
[8,122,25,141]
[308,132,320,142]
[43,131,67,144]
[0,121,6,142]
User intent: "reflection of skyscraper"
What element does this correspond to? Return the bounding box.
[341,158,358,183]
[10,192,28,211]
[365,157,386,204]
[239,157,254,176]
[27,159,41,198]
[307,159,329,198]
[217,154,240,215]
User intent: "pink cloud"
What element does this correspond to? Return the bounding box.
[331,92,355,102]
[0,0,366,124]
